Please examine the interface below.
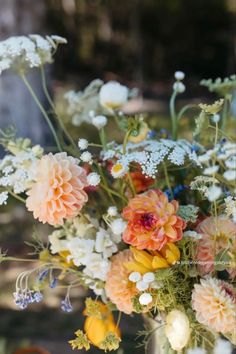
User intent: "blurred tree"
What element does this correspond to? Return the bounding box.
[46,0,233,95]
[0,0,51,145]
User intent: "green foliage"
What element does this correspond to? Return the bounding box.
[177,204,199,223]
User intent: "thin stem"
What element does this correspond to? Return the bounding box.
[127,172,136,197]
[162,162,173,199]
[21,73,62,151]
[177,104,200,121]
[8,189,26,203]
[169,90,178,140]
[40,66,77,149]
[221,96,229,131]
[99,127,107,150]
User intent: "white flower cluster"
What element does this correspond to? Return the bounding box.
[0,145,43,195]
[64,80,131,126]
[102,139,199,178]
[49,214,126,294]
[0,191,8,205]
[0,35,67,74]
[225,196,236,223]
[129,270,161,306]
[187,338,233,354]
[196,140,236,202]
[64,79,104,126]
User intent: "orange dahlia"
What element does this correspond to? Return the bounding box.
[196,216,236,278]
[122,189,186,251]
[26,153,88,225]
[105,250,138,314]
[192,278,236,333]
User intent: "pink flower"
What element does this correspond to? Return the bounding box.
[26,153,88,225]
[122,189,186,251]
[196,216,236,278]
[192,278,236,333]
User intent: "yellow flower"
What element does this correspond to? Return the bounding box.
[128,122,149,143]
[125,243,180,274]
[84,300,120,350]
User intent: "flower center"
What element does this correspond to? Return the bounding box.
[221,283,235,301]
[139,213,157,230]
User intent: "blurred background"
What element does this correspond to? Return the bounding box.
[0,0,236,353]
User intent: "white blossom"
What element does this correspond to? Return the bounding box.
[78,138,88,150]
[95,228,117,258]
[174,71,185,80]
[165,310,190,351]
[173,82,186,93]
[203,165,219,175]
[87,172,100,186]
[223,169,236,181]
[225,156,236,169]
[225,196,236,222]
[49,231,69,254]
[136,280,149,291]
[143,272,155,283]
[104,139,199,178]
[214,338,232,354]
[206,185,222,202]
[110,218,126,235]
[0,191,8,205]
[139,293,153,305]
[0,35,66,74]
[107,206,118,217]
[187,349,206,354]
[83,253,110,281]
[129,272,141,283]
[183,230,202,240]
[80,151,92,163]
[99,81,128,109]
[92,115,107,129]
[66,238,95,266]
[212,114,220,124]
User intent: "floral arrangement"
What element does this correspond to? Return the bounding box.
[0,35,236,354]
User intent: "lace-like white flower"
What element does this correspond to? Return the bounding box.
[225,196,236,222]
[104,139,199,178]
[0,191,8,205]
[0,145,43,195]
[0,35,67,74]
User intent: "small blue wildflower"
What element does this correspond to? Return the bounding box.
[173,185,188,197]
[33,291,43,303]
[50,278,58,289]
[191,145,200,153]
[220,138,227,145]
[147,130,156,139]
[61,298,73,313]
[38,269,49,282]
[164,189,172,201]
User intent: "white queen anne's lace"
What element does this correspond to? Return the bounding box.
[101,139,199,178]
[0,35,67,74]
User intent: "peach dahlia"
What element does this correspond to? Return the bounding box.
[122,189,186,251]
[26,152,88,225]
